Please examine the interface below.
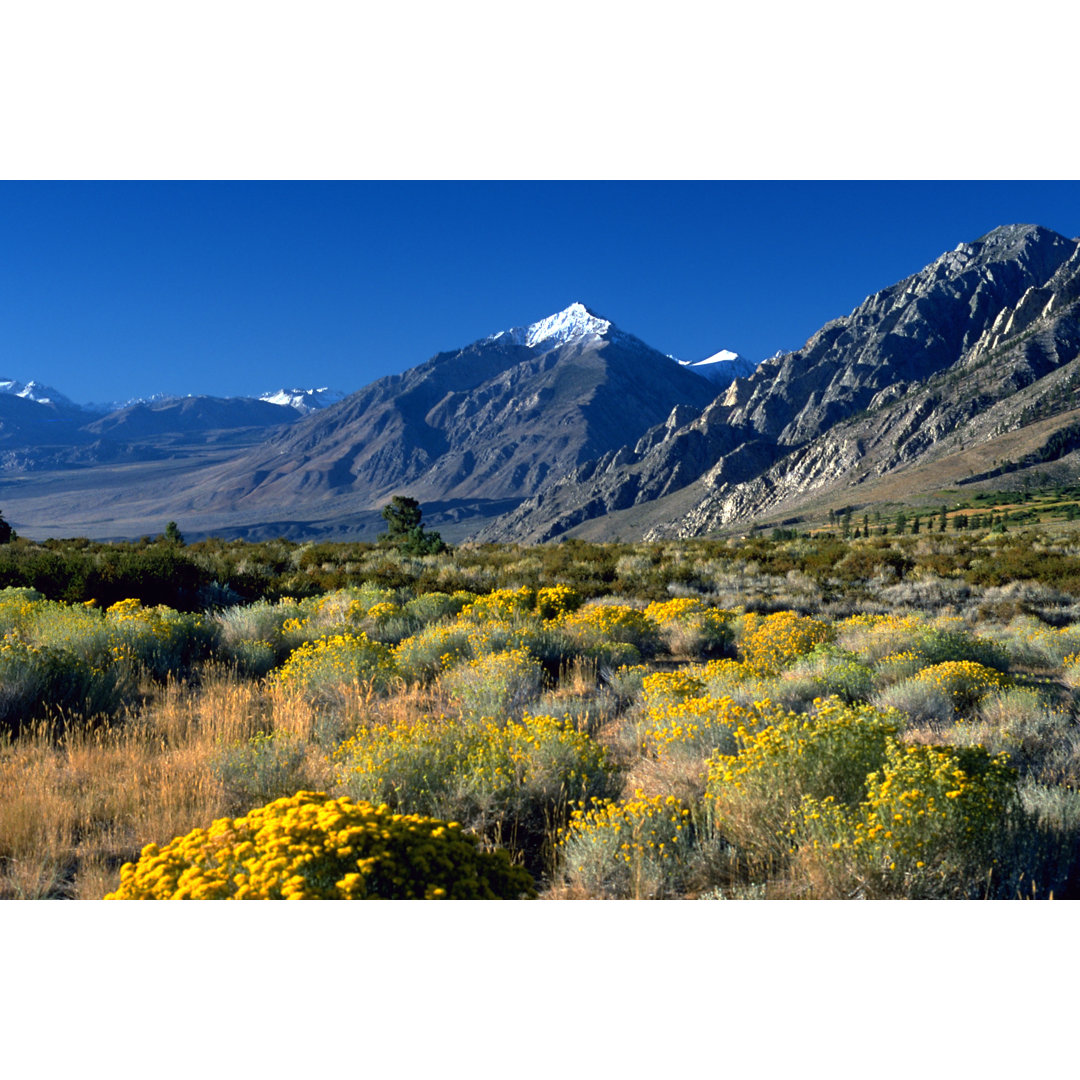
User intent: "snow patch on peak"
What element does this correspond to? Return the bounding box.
[0,377,74,406]
[488,302,612,354]
[692,349,743,367]
[678,349,756,385]
[260,387,348,414]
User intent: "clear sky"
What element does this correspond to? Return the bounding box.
[2,180,1078,406]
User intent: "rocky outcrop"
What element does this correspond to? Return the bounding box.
[483,225,1080,542]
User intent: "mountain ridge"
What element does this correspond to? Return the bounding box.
[6,233,1080,544]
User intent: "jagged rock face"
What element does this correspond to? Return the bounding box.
[728,225,1076,447]
[195,308,719,515]
[652,235,1080,537]
[483,225,1080,543]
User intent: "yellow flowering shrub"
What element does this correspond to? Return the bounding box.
[738,611,834,674]
[444,647,544,718]
[874,650,929,685]
[0,586,42,635]
[333,712,617,854]
[913,661,1009,714]
[214,597,318,674]
[644,598,735,657]
[795,742,1019,897]
[106,791,535,899]
[271,632,398,695]
[640,669,706,706]
[559,603,660,658]
[0,633,132,731]
[0,591,214,725]
[107,601,214,679]
[706,698,901,861]
[558,792,696,898]
[642,693,758,760]
[394,623,474,684]
[333,713,491,816]
[535,585,582,620]
[460,587,536,623]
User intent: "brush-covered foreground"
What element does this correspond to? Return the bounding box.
[4,529,1080,899]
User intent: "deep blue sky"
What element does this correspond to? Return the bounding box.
[3,181,1078,406]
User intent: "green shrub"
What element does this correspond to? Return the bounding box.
[394,623,474,684]
[0,637,134,731]
[211,730,312,809]
[914,627,1010,672]
[444,648,545,719]
[790,644,874,703]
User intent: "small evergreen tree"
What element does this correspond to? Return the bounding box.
[380,497,446,555]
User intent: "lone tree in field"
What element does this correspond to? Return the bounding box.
[380,496,446,555]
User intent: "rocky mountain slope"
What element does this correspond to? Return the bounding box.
[482,225,1080,542]
[182,303,720,533]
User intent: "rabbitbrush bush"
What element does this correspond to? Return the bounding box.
[705,698,901,867]
[737,611,834,674]
[106,791,535,899]
[332,712,618,855]
[643,598,734,657]
[444,647,545,719]
[0,635,133,731]
[795,742,1019,898]
[558,792,698,899]
[559,602,661,659]
[271,631,398,697]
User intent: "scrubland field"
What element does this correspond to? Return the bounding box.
[5,511,1080,900]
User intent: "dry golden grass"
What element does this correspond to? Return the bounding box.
[0,666,341,899]
[0,665,481,899]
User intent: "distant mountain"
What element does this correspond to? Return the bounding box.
[678,350,756,385]
[84,395,301,440]
[0,377,77,407]
[179,302,720,534]
[259,387,348,414]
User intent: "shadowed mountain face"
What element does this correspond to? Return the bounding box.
[187,304,720,524]
[482,225,1080,542]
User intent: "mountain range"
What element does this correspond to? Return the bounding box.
[4,223,1080,543]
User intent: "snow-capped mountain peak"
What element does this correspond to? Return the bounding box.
[677,349,757,385]
[488,302,612,354]
[0,377,75,406]
[259,387,348,414]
